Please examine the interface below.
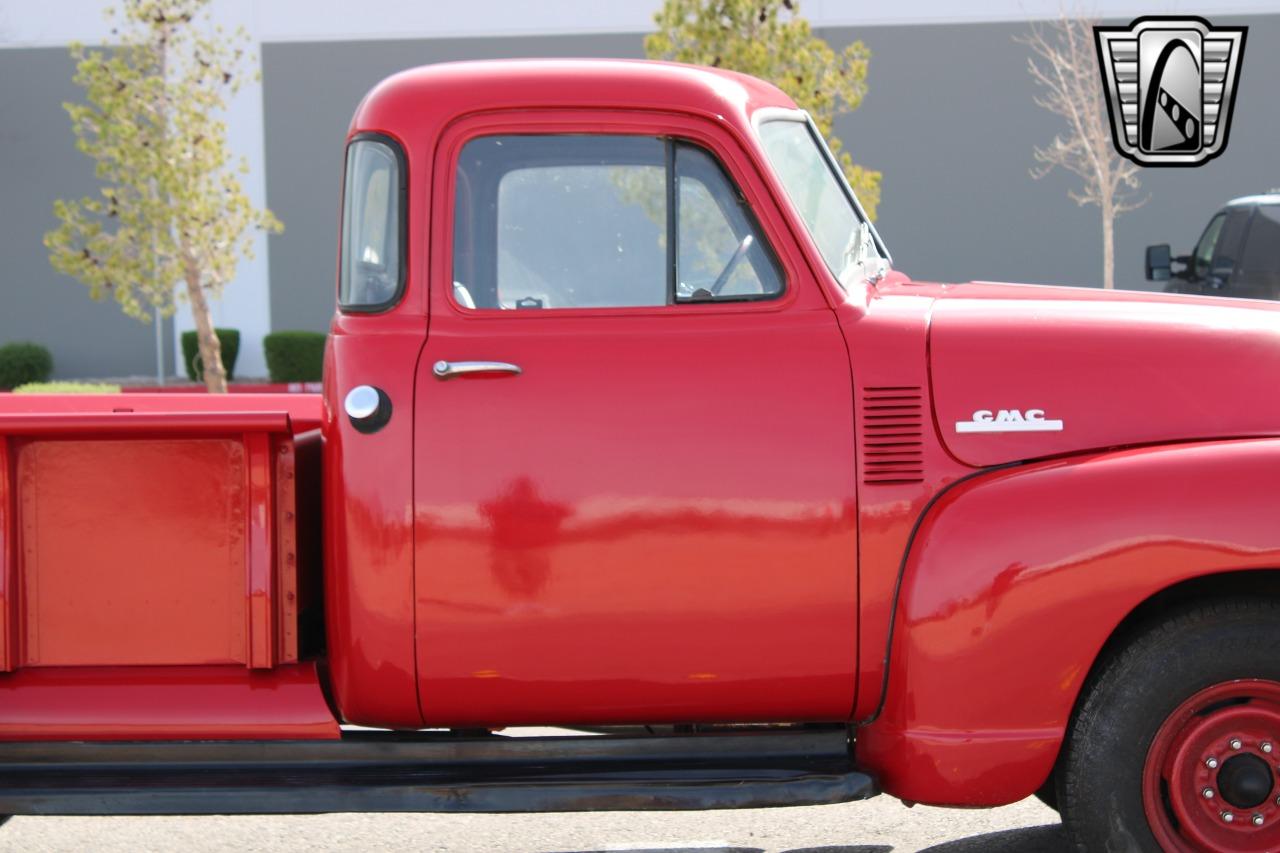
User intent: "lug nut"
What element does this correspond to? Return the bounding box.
[1254,814,1266,827]
[1207,756,1220,768]
[1232,738,1244,750]
[1265,742,1274,754]
[1203,787,1216,799]
[1223,811,1235,823]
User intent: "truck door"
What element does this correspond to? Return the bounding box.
[413,119,858,726]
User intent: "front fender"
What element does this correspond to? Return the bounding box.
[856,438,1280,806]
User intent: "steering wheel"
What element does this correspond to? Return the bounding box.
[710,234,754,296]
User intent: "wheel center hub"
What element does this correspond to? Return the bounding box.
[1218,753,1274,810]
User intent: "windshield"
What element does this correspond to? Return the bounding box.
[758,119,881,284]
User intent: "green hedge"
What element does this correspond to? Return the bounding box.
[0,342,53,391]
[14,381,121,394]
[264,331,327,383]
[181,328,240,382]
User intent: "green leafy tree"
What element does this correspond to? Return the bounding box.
[647,0,881,219]
[45,0,281,392]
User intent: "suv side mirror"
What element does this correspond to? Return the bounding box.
[1145,244,1172,281]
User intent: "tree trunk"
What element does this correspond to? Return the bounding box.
[1101,198,1115,290]
[183,263,227,393]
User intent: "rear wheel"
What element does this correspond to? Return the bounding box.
[1059,598,1280,852]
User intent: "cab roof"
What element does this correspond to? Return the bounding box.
[350,59,800,140]
[1225,193,1280,208]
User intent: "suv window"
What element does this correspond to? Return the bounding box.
[453,135,782,310]
[1240,206,1280,275]
[1209,210,1250,284]
[1192,213,1225,279]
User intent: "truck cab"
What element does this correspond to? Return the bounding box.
[2,60,1280,853]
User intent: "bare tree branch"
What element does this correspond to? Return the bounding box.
[1017,10,1147,289]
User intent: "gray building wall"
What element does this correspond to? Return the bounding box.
[829,15,1277,290]
[4,15,1277,377]
[260,33,646,333]
[0,48,175,380]
[261,13,1280,332]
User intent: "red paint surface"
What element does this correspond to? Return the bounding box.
[1144,680,1280,852]
[858,439,1280,805]
[0,664,338,741]
[322,316,425,728]
[409,106,856,726]
[0,438,12,672]
[0,393,321,434]
[18,438,250,666]
[0,412,306,685]
[929,282,1280,468]
[120,382,324,395]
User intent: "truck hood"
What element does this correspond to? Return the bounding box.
[926,281,1280,468]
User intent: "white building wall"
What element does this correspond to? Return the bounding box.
[6,1,1280,47]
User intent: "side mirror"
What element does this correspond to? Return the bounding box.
[1145,244,1172,281]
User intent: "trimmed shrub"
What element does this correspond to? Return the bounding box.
[181,328,240,382]
[14,381,121,394]
[264,331,327,383]
[0,342,53,390]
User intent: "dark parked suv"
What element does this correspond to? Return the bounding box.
[1146,193,1280,300]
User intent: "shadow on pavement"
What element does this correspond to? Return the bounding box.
[915,823,1068,853]
[784,847,894,853]
[550,828,1062,853]
[552,847,890,853]
[550,848,764,853]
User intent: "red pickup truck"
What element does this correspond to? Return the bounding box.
[3,60,1278,853]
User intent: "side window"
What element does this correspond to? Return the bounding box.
[1209,210,1250,283]
[452,134,782,310]
[676,145,783,301]
[1239,206,1280,275]
[1192,213,1225,279]
[340,137,403,311]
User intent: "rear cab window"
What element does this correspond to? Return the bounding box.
[339,135,406,311]
[451,134,783,310]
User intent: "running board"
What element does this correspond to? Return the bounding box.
[0,728,877,815]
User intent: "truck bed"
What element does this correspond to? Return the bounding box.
[0,394,335,740]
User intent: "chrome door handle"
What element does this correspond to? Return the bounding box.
[432,360,522,380]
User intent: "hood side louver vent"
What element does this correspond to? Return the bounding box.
[861,386,925,486]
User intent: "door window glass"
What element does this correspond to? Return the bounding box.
[675,145,783,301]
[452,134,782,310]
[1209,210,1250,283]
[1240,206,1280,274]
[1192,213,1226,279]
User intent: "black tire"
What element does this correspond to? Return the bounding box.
[1058,598,1280,852]
[1034,775,1059,812]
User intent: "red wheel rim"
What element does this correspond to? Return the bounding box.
[1143,679,1280,852]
